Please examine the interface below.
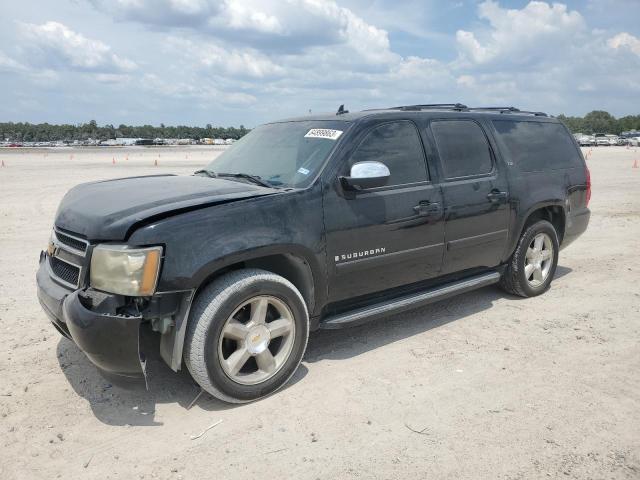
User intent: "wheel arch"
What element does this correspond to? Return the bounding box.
[507,202,566,259]
[191,244,324,318]
[161,245,324,373]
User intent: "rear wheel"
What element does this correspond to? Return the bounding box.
[184,269,309,403]
[500,220,559,297]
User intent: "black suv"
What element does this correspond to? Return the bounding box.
[37,104,591,403]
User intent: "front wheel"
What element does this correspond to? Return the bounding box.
[184,269,309,403]
[500,220,559,297]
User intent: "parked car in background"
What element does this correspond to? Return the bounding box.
[577,134,595,146]
[605,134,619,146]
[620,132,640,145]
[594,133,609,146]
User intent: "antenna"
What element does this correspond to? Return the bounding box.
[336,104,349,115]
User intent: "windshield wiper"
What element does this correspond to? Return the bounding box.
[217,172,275,188]
[193,169,217,178]
[194,169,276,188]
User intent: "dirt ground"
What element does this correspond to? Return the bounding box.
[0,145,639,479]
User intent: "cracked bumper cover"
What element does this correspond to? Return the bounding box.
[37,258,146,387]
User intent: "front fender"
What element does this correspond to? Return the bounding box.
[127,185,327,311]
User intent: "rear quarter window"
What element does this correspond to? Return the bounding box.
[492,120,581,172]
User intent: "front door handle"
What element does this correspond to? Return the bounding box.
[487,190,508,203]
[413,201,442,216]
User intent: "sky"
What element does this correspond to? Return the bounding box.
[0,0,639,127]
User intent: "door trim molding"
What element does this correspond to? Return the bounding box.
[335,243,444,275]
[446,229,508,251]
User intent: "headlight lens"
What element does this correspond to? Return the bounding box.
[90,245,162,296]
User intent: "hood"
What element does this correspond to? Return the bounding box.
[55,174,276,240]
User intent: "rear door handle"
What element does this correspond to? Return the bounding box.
[487,190,508,203]
[413,201,442,216]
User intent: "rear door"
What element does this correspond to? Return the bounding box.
[323,120,445,302]
[426,118,510,274]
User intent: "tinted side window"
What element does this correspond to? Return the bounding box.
[431,120,493,178]
[492,120,581,172]
[350,121,428,185]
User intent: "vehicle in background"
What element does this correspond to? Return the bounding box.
[594,133,609,146]
[577,134,595,146]
[620,131,640,145]
[629,137,640,147]
[605,134,619,146]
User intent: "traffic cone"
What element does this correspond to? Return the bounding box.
[154,158,158,166]
[634,158,638,169]
[112,157,116,165]
[1,159,5,167]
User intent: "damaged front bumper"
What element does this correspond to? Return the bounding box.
[64,290,146,386]
[37,255,146,387]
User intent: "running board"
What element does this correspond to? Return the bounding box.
[320,271,501,329]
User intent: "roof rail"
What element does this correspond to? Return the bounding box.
[469,107,519,112]
[468,107,548,117]
[366,103,549,117]
[390,103,468,111]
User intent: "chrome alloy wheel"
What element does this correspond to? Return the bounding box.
[218,295,296,385]
[524,232,554,288]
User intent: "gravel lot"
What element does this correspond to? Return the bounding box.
[0,145,639,479]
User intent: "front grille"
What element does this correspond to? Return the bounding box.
[55,230,88,253]
[49,256,80,287]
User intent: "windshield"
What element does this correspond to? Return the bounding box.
[204,120,349,188]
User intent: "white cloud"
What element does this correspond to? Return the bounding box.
[92,0,394,63]
[94,73,132,84]
[608,32,640,57]
[167,37,285,78]
[456,1,585,65]
[218,1,283,34]
[90,0,223,27]
[0,50,26,72]
[141,73,257,105]
[456,75,475,88]
[19,21,137,73]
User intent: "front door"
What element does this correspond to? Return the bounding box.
[323,120,445,303]
[427,118,509,274]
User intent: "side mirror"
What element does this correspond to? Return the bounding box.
[340,161,390,191]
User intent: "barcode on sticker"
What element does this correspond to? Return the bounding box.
[304,129,343,140]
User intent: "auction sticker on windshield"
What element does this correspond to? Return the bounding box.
[304,129,343,140]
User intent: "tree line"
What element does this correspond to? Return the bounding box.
[1,111,639,142]
[0,120,250,142]
[557,111,640,135]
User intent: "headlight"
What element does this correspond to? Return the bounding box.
[90,245,162,296]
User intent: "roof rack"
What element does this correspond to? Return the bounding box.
[390,103,468,111]
[379,104,549,117]
[468,107,548,117]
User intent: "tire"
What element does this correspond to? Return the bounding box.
[500,220,559,298]
[184,269,309,403]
